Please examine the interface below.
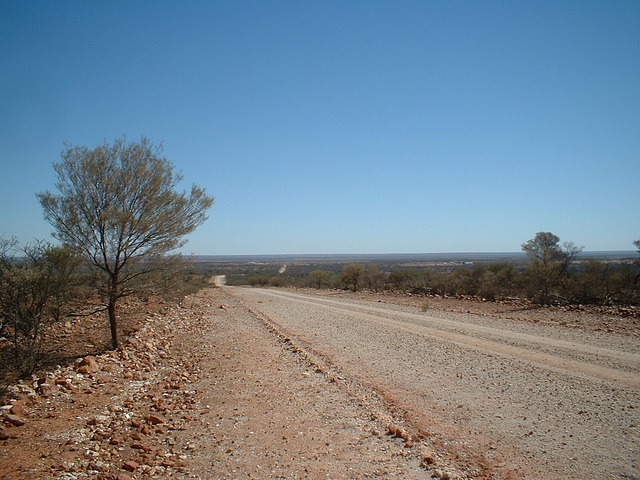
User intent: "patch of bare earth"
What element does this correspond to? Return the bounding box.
[1,287,637,479]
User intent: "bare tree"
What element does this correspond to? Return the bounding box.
[38,136,214,348]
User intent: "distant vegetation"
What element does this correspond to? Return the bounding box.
[198,233,640,307]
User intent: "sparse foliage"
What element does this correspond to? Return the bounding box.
[340,263,366,292]
[308,270,332,289]
[37,136,214,348]
[521,232,583,303]
[0,238,81,380]
[364,263,386,292]
[248,276,272,287]
[567,260,638,305]
[388,270,411,290]
[478,263,519,301]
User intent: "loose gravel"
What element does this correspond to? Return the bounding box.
[231,287,640,480]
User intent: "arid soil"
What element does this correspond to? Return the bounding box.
[231,288,640,480]
[1,287,638,479]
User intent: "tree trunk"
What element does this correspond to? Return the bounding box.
[107,295,118,349]
[107,275,119,349]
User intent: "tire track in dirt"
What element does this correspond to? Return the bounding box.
[232,287,640,480]
[253,289,640,388]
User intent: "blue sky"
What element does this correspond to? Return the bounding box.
[1,1,638,255]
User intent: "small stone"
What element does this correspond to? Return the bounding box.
[88,461,107,472]
[36,381,55,397]
[421,448,437,466]
[3,413,25,427]
[147,414,164,425]
[117,474,133,480]
[123,460,139,472]
[78,355,99,373]
[9,400,26,416]
[131,442,154,453]
[77,365,92,375]
[55,379,74,391]
[0,428,9,440]
[14,392,36,407]
[387,424,409,441]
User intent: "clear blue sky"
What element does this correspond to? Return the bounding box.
[1,1,638,255]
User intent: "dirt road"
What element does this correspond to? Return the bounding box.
[230,287,640,480]
[2,287,638,479]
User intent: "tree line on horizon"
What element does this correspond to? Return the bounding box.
[248,232,640,306]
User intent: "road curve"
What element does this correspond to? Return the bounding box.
[230,287,640,480]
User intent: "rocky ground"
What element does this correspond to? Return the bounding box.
[0,287,637,479]
[0,294,207,480]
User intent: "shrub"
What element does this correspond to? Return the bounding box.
[0,238,81,381]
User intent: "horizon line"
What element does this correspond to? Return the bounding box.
[188,250,637,258]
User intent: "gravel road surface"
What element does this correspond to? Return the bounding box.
[230,287,640,480]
